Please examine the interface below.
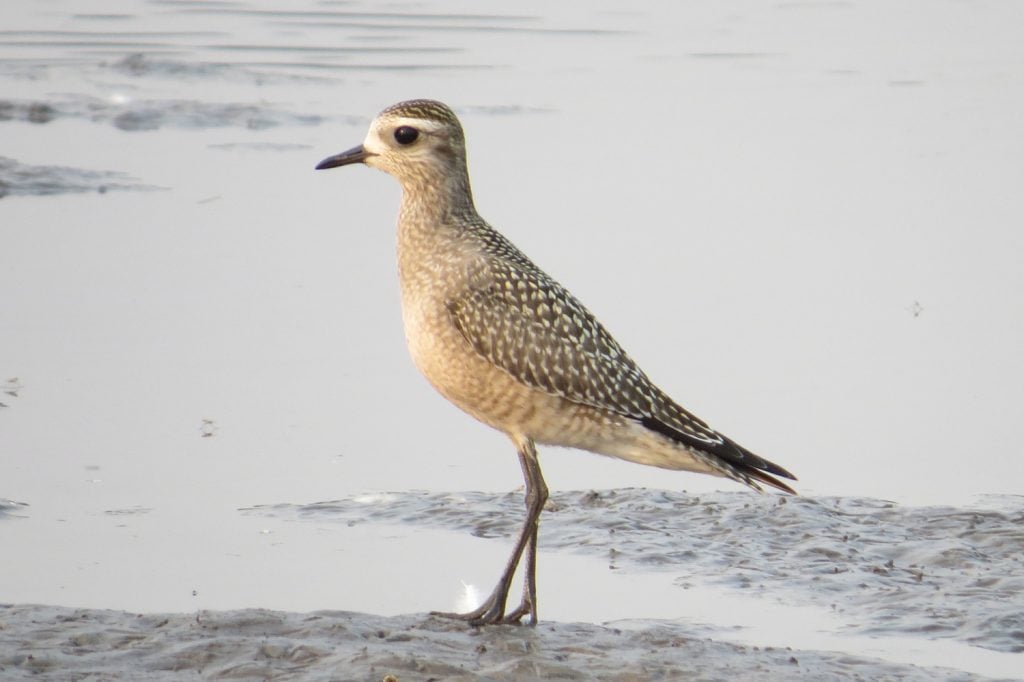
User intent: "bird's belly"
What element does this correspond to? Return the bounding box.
[400,294,563,435]
[399,293,723,477]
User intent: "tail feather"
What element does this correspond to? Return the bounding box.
[734,458,798,495]
[640,416,797,495]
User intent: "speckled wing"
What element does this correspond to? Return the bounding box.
[447,235,796,492]
[447,250,722,444]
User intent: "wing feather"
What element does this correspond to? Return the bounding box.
[448,253,719,445]
[446,230,796,491]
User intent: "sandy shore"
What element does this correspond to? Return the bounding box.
[0,604,992,681]
[4,490,1022,680]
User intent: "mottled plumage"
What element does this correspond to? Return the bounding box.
[316,99,797,626]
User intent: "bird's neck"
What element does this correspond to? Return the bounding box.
[398,166,477,230]
[396,167,485,296]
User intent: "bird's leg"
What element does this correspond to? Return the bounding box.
[502,440,547,625]
[436,438,546,626]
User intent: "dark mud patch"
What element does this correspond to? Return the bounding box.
[0,499,29,520]
[0,605,993,681]
[246,489,1024,654]
[0,95,326,132]
[0,156,154,198]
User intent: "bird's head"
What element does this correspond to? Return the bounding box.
[316,99,468,189]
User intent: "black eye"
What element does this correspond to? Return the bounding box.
[394,126,419,145]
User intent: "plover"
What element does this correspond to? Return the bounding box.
[316,99,796,625]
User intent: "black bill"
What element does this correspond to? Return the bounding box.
[315,145,372,170]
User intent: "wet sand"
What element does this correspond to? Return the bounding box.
[0,604,995,681]
[252,488,1024,655]
[5,489,1022,680]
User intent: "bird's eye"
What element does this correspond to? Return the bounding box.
[394,126,419,145]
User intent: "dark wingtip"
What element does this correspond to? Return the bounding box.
[641,415,798,495]
[747,468,799,495]
[715,434,798,494]
[727,436,797,481]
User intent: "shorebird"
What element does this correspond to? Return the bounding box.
[316,99,796,626]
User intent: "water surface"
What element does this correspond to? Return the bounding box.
[2,1,1023,679]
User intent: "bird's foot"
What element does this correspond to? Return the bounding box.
[431,604,506,626]
[432,597,535,627]
[501,599,537,626]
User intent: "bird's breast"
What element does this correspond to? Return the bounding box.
[395,256,534,435]
[397,241,480,395]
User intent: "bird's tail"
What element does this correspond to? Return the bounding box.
[641,415,798,495]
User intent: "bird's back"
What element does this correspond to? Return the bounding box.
[398,207,795,493]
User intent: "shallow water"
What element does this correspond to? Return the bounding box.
[253,489,1024,652]
[241,489,1024,678]
[2,0,1024,679]
[4,0,1024,501]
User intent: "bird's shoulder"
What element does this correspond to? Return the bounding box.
[453,224,732,444]
[447,226,674,422]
